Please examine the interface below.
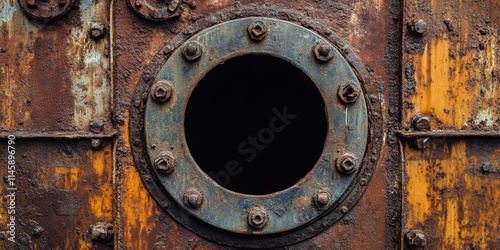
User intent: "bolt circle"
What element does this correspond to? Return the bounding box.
[151,80,173,102]
[247,20,268,41]
[182,41,203,61]
[313,190,331,209]
[247,206,269,229]
[154,152,176,174]
[337,81,361,104]
[183,188,204,208]
[336,153,358,174]
[314,42,334,62]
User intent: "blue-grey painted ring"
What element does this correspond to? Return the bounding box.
[144,17,368,234]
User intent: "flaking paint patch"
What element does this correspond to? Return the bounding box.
[68,0,110,130]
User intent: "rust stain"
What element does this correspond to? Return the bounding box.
[404,139,500,248]
[403,0,500,130]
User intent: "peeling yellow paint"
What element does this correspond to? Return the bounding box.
[405,140,500,248]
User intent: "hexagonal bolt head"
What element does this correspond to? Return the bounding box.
[182,41,203,61]
[90,22,105,39]
[90,222,113,241]
[415,137,430,150]
[412,114,431,131]
[337,81,361,104]
[405,230,427,247]
[336,153,358,174]
[183,188,204,208]
[154,152,176,174]
[408,19,427,36]
[313,190,331,209]
[151,80,173,102]
[247,206,269,229]
[247,20,268,41]
[314,42,335,62]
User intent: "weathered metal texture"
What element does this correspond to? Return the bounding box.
[402,0,500,248]
[140,17,369,241]
[403,138,500,248]
[0,0,111,133]
[402,0,500,131]
[0,139,113,248]
[115,0,400,249]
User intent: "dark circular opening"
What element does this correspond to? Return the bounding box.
[184,55,328,195]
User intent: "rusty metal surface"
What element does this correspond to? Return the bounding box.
[136,17,371,242]
[0,139,114,249]
[403,138,500,248]
[401,0,500,248]
[401,0,500,131]
[0,0,111,133]
[115,0,400,249]
[0,0,403,248]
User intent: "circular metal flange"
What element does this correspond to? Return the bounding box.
[127,0,181,21]
[130,9,383,248]
[145,17,367,235]
[18,0,75,21]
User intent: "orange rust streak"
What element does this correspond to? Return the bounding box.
[405,141,500,249]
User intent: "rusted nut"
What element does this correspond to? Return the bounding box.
[482,162,495,173]
[91,138,103,149]
[89,118,105,133]
[247,20,268,41]
[150,80,173,102]
[90,222,113,241]
[247,206,269,229]
[408,19,427,36]
[182,41,203,61]
[90,22,105,39]
[412,114,431,131]
[405,230,427,247]
[313,190,331,209]
[154,152,176,174]
[336,153,358,174]
[314,42,335,62]
[183,188,204,208]
[337,81,361,104]
[415,137,430,150]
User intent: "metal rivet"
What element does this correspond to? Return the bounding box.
[411,114,431,131]
[151,80,173,102]
[405,230,427,247]
[341,206,349,214]
[135,0,142,7]
[337,81,361,104]
[90,22,105,39]
[154,152,176,174]
[359,178,368,186]
[336,152,358,174]
[314,42,334,62]
[247,20,268,41]
[313,190,331,209]
[182,41,203,61]
[408,19,427,36]
[247,206,269,229]
[183,188,204,208]
[415,137,430,150]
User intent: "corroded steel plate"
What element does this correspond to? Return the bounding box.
[131,16,381,248]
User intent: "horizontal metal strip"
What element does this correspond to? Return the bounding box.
[397,130,500,138]
[0,132,118,139]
